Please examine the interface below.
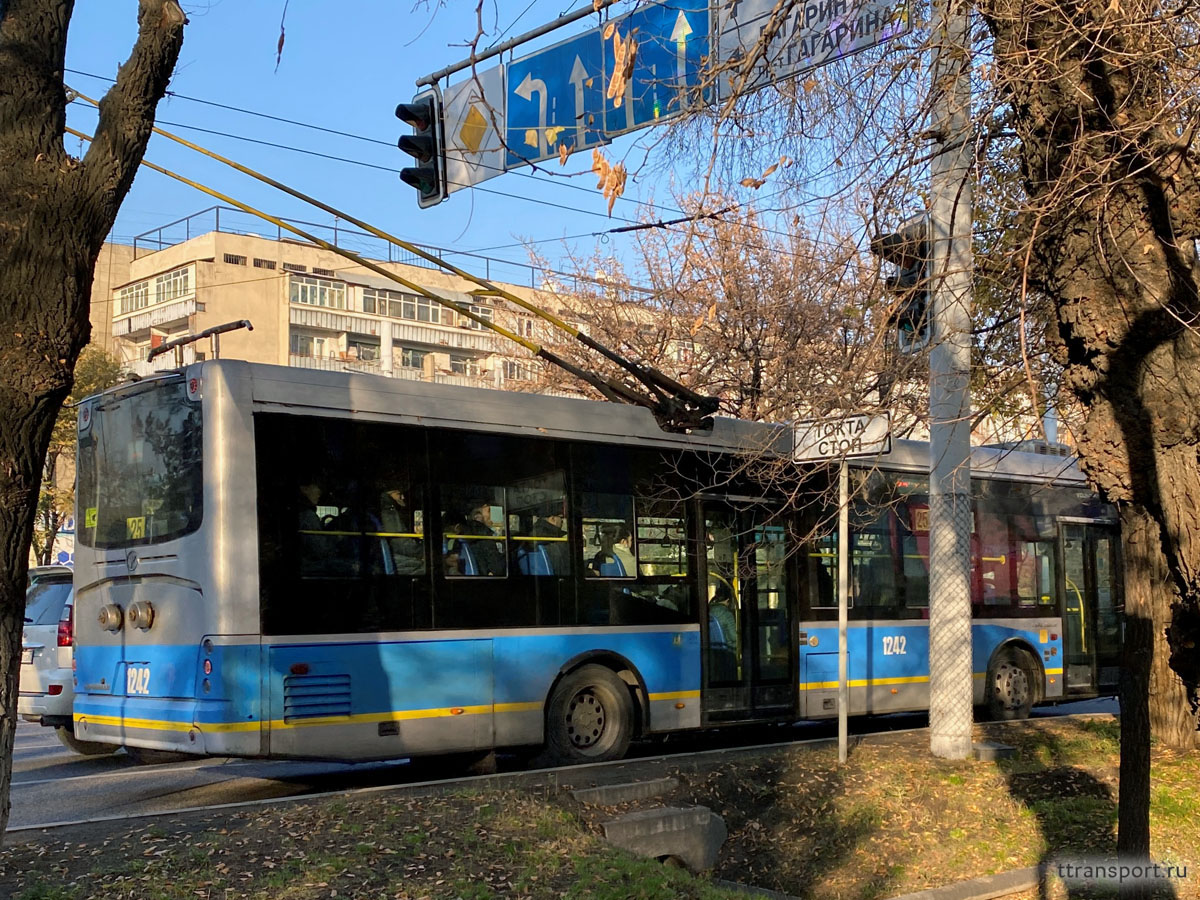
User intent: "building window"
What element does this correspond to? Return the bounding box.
[670,340,695,365]
[313,267,336,277]
[364,289,446,324]
[517,317,535,338]
[282,262,307,274]
[465,304,494,330]
[290,276,346,309]
[154,267,191,304]
[253,258,276,270]
[347,339,379,361]
[290,333,313,357]
[450,355,480,376]
[290,332,329,357]
[223,254,247,266]
[363,288,441,324]
[118,280,150,314]
[399,348,427,369]
[503,360,531,381]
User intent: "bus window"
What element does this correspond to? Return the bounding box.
[581,493,635,579]
[508,471,569,576]
[441,486,507,577]
[807,533,838,609]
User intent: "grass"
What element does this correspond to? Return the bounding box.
[0,717,1196,900]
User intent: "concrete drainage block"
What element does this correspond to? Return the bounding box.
[602,806,727,873]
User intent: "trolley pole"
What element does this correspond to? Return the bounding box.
[838,459,850,764]
[927,0,975,759]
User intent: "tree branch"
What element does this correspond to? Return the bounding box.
[80,0,185,222]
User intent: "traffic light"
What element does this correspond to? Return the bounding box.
[870,216,930,354]
[396,91,444,208]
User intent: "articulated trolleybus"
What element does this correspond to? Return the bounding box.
[71,361,1121,762]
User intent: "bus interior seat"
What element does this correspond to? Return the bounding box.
[517,543,553,576]
[457,541,478,576]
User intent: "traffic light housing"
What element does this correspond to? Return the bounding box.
[871,216,930,354]
[397,92,444,208]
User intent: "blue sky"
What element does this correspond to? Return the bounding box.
[64,1,687,282]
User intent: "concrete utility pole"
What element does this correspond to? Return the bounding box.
[926,0,975,759]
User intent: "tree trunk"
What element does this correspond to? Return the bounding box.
[1118,508,1155,868]
[0,0,185,842]
[978,0,1200,744]
[977,0,1200,874]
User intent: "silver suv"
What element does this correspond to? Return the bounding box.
[20,572,115,755]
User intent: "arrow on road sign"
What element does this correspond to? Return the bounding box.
[671,10,693,106]
[514,71,549,157]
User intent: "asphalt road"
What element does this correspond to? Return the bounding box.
[8,696,1119,833]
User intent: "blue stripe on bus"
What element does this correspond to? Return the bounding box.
[75,629,701,729]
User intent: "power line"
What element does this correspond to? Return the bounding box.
[65,68,682,217]
[65,78,856,266]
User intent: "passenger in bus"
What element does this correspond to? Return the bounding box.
[611,523,636,575]
[708,580,738,651]
[530,507,569,574]
[380,488,425,575]
[298,481,323,532]
[454,499,504,576]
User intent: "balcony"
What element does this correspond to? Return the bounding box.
[114,297,197,337]
[288,354,384,377]
[391,321,501,353]
[289,305,381,336]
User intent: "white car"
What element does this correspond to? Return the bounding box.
[19,576,115,755]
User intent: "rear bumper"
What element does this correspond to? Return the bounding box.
[17,687,72,720]
[73,694,262,757]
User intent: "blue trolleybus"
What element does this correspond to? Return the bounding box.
[70,361,1121,762]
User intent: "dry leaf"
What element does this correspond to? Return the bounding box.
[558,143,570,166]
[603,22,615,39]
[593,0,603,9]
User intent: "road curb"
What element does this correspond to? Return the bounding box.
[885,867,1039,900]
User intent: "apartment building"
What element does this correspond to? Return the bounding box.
[105,216,566,390]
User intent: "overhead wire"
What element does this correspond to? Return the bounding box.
[64,74,872,286]
[69,93,718,427]
[68,96,850,265]
[65,122,668,413]
[64,68,687,218]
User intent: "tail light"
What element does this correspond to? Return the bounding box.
[57,603,74,647]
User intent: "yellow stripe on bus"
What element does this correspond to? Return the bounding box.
[800,675,931,690]
[78,692,703,735]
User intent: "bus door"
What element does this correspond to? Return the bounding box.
[1059,520,1122,695]
[699,499,795,722]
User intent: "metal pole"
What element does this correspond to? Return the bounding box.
[416,0,624,86]
[927,0,975,760]
[838,459,850,764]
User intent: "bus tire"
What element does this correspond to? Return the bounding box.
[55,726,118,756]
[987,647,1036,720]
[545,664,634,764]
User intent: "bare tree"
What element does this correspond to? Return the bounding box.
[31,347,122,566]
[530,197,927,430]
[0,0,185,839]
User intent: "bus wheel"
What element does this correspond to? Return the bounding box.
[55,726,118,756]
[987,648,1035,720]
[545,664,634,764]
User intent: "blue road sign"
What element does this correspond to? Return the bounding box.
[603,0,710,137]
[506,29,608,168]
